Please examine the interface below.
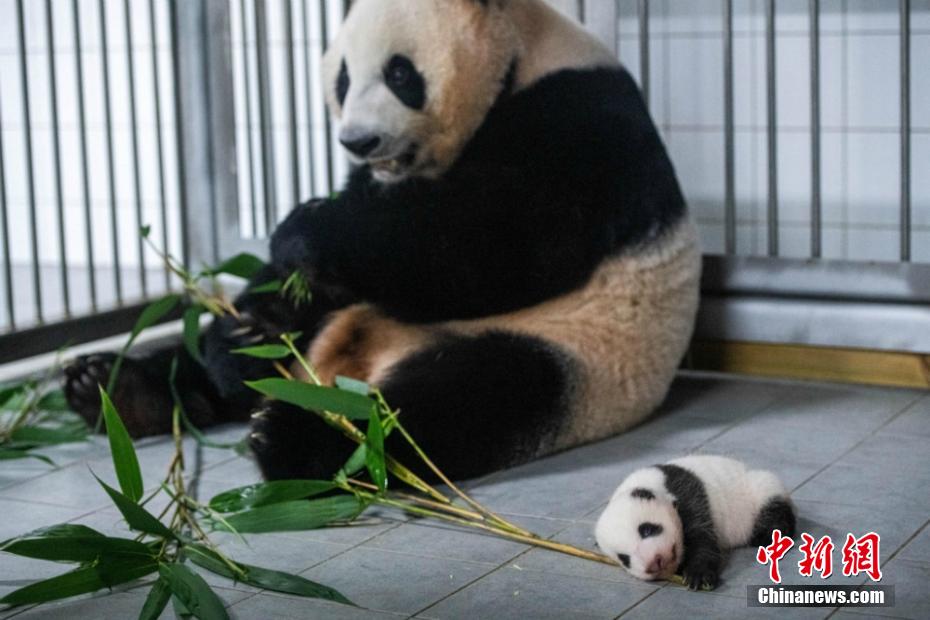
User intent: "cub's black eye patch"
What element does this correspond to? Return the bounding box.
[638,522,663,539]
[383,54,425,110]
[336,59,350,106]
[631,488,655,500]
[617,553,630,568]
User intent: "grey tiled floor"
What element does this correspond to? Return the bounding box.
[1,372,929,619]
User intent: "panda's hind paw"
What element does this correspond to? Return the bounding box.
[63,353,172,437]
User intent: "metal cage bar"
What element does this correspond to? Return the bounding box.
[900,0,911,262]
[809,0,822,259]
[149,0,172,291]
[765,0,779,257]
[301,0,318,199]
[0,94,13,330]
[124,0,147,298]
[99,0,123,304]
[237,0,260,236]
[73,0,98,313]
[16,0,43,324]
[285,0,301,207]
[722,0,736,254]
[637,0,650,108]
[46,0,70,318]
[320,0,337,193]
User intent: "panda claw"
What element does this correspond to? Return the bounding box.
[230,325,253,338]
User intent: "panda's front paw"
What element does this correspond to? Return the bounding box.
[249,401,355,481]
[270,199,325,274]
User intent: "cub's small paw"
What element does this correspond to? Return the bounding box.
[682,566,720,591]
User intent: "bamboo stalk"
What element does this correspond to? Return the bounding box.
[371,495,615,566]
[391,420,534,539]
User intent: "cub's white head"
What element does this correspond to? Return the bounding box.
[322,0,519,184]
[595,479,684,581]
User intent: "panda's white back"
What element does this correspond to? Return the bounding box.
[669,455,788,549]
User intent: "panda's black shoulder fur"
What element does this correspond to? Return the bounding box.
[273,66,686,323]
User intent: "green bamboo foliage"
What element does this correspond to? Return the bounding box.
[1,237,621,619]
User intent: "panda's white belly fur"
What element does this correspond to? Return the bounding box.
[305,216,701,453]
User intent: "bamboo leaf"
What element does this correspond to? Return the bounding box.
[0,382,27,409]
[248,279,282,294]
[158,562,229,620]
[245,379,377,420]
[106,294,181,401]
[1,530,153,563]
[93,474,175,539]
[209,480,336,513]
[231,345,291,360]
[1,524,104,543]
[11,425,88,446]
[0,555,157,606]
[334,376,370,396]
[172,594,193,618]
[341,444,368,477]
[139,577,172,620]
[183,306,205,365]
[186,544,353,605]
[0,448,54,466]
[208,253,265,280]
[130,295,182,342]
[36,389,71,412]
[216,496,364,533]
[99,388,144,502]
[366,409,387,493]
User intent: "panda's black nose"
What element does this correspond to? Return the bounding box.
[340,132,381,157]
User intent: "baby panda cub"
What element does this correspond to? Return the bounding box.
[595,455,795,590]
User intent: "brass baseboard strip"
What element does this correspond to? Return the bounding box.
[688,340,930,389]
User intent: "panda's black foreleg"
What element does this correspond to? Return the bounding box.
[64,264,351,438]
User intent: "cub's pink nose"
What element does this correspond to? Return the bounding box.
[646,554,667,575]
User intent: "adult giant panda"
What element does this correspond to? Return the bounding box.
[64,0,701,481]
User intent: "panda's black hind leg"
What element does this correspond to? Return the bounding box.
[750,497,797,546]
[248,331,574,483]
[64,345,238,438]
[379,331,574,481]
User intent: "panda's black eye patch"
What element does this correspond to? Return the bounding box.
[336,59,350,106]
[638,522,663,539]
[617,553,630,568]
[631,488,655,500]
[383,54,425,110]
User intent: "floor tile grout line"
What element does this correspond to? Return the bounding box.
[228,519,410,612]
[787,391,927,494]
[613,584,664,619]
[408,515,585,617]
[884,517,930,565]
